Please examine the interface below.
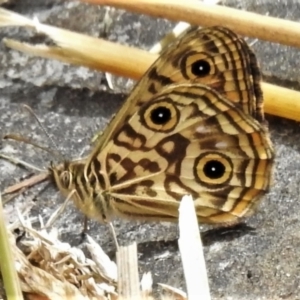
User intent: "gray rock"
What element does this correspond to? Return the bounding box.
[1,0,300,299]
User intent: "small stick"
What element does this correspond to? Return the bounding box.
[2,172,49,195]
[2,188,26,205]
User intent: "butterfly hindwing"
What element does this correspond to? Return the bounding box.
[93,83,273,223]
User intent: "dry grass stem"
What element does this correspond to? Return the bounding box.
[0,7,149,80]
[82,0,300,49]
[116,242,141,299]
[0,205,193,299]
[178,195,211,300]
[0,8,298,121]
[8,213,117,299]
[85,235,117,282]
[0,193,24,299]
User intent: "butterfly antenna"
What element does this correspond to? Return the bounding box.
[22,104,65,161]
[4,134,61,159]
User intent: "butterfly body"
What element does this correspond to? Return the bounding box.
[51,26,274,225]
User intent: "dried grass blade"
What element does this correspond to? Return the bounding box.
[0,8,299,121]
[0,193,23,299]
[178,195,211,300]
[116,242,141,299]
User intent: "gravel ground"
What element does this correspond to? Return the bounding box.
[1,1,300,299]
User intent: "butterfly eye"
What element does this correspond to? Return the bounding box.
[194,153,232,186]
[141,100,179,132]
[191,59,211,77]
[60,171,72,189]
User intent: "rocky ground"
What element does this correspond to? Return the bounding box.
[1,0,300,299]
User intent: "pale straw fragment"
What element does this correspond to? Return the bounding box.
[0,8,299,121]
[178,195,211,300]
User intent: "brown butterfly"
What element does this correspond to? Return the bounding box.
[51,26,274,224]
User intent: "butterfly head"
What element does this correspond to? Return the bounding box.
[50,160,109,222]
[50,161,85,204]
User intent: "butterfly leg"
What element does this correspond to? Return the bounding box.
[108,222,119,251]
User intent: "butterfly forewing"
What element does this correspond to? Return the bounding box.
[97,26,264,152]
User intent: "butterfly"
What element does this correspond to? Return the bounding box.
[51,26,274,224]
